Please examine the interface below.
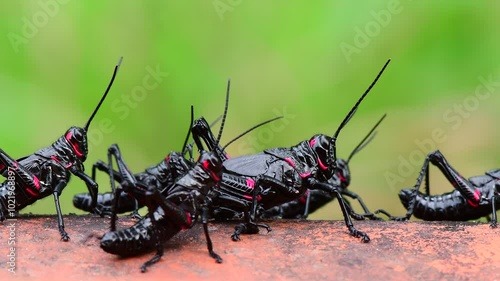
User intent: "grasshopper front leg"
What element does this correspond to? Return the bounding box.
[309,179,370,242]
[70,166,99,214]
[52,180,70,241]
[106,144,144,231]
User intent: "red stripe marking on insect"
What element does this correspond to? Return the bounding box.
[338,172,346,182]
[65,132,84,157]
[165,155,170,162]
[202,160,220,182]
[0,164,5,170]
[318,158,328,171]
[467,189,481,208]
[300,172,311,178]
[284,158,295,168]
[51,156,72,169]
[25,188,38,197]
[181,212,193,230]
[309,139,316,147]
[299,190,310,204]
[474,189,481,201]
[246,178,255,189]
[243,195,262,201]
[467,199,479,208]
[33,176,40,190]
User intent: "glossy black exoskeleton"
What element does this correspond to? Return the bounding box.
[207,59,391,242]
[375,150,500,227]
[0,57,122,241]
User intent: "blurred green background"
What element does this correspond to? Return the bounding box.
[0,1,498,220]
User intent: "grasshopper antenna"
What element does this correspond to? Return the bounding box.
[327,59,391,171]
[216,79,230,144]
[210,115,223,128]
[181,105,195,156]
[84,56,123,131]
[222,116,283,151]
[347,113,387,163]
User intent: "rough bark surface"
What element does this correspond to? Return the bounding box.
[1,215,499,280]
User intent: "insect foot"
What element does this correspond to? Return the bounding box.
[348,226,370,243]
[231,222,271,241]
[60,231,70,242]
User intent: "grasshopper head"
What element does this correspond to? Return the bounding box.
[309,134,334,181]
[335,158,351,188]
[65,126,88,162]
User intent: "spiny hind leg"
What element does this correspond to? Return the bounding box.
[377,150,481,221]
[426,150,480,205]
[0,149,41,198]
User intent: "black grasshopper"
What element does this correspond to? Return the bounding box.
[72,135,195,219]
[375,150,500,227]
[72,115,226,217]
[0,57,122,241]
[100,149,224,272]
[99,106,281,272]
[259,114,386,220]
[72,80,274,220]
[96,112,277,232]
[206,59,391,242]
[71,117,226,217]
